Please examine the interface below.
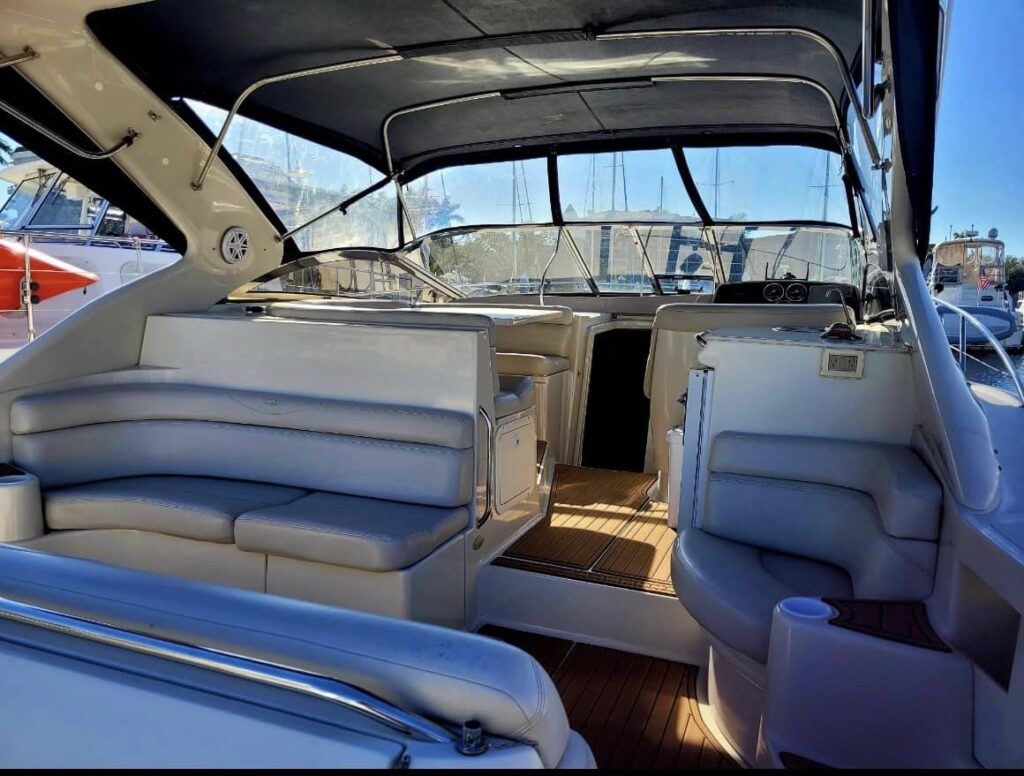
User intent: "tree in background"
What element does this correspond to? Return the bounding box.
[1005,256,1024,296]
[0,136,14,166]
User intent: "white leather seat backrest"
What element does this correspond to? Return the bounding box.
[11,384,475,508]
[645,303,847,497]
[703,473,936,601]
[710,432,942,540]
[700,432,943,602]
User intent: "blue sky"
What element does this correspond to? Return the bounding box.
[931,0,1024,255]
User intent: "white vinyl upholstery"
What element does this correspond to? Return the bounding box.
[644,303,847,496]
[673,528,852,663]
[709,432,942,540]
[703,474,937,600]
[673,433,941,664]
[11,383,479,577]
[497,353,570,377]
[44,476,305,543]
[12,386,474,507]
[11,383,475,448]
[235,492,468,571]
[496,375,536,418]
[0,545,582,768]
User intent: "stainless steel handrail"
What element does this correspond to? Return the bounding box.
[477,406,495,527]
[0,228,168,249]
[934,297,1024,404]
[0,594,457,745]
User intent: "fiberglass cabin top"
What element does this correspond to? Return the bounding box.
[0,0,1021,770]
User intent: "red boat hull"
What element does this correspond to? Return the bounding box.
[0,240,99,312]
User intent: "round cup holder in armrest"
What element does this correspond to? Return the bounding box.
[0,464,44,541]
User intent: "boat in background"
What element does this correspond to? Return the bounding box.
[928,230,1023,351]
[0,148,178,346]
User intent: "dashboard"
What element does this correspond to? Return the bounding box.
[713,281,860,318]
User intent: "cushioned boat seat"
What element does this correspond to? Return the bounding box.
[496,353,570,377]
[495,375,535,418]
[235,492,468,571]
[44,477,306,543]
[671,433,941,665]
[673,528,853,663]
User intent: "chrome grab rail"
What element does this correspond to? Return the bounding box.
[477,406,495,527]
[0,594,456,745]
[934,297,1024,405]
[0,228,168,248]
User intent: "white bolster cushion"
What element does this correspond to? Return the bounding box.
[0,545,571,767]
[703,473,936,601]
[709,432,942,541]
[11,384,474,449]
[14,421,474,507]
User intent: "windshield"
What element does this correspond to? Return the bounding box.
[0,171,53,229]
[420,227,591,296]
[716,225,862,284]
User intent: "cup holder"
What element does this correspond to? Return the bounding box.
[779,597,835,621]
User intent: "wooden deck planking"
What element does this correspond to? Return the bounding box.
[478,627,736,770]
[495,465,676,596]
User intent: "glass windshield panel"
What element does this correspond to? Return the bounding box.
[250,252,448,305]
[188,100,398,251]
[566,225,655,294]
[0,171,53,229]
[714,226,862,285]
[557,149,699,223]
[684,146,850,224]
[29,175,102,231]
[420,228,588,296]
[404,160,551,236]
[634,224,716,294]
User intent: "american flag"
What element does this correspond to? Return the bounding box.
[978,267,992,290]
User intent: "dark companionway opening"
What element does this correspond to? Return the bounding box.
[580,328,652,472]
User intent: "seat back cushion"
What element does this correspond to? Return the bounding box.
[644,303,847,493]
[703,473,936,601]
[12,384,475,508]
[710,432,942,540]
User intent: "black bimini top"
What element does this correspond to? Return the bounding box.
[87,0,867,178]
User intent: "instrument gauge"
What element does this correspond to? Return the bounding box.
[785,283,809,303]
[763,282,785,303]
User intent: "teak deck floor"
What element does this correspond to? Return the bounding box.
[495,464,675,595]
[480,626,736,770]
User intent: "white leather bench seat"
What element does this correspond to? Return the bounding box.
[235,492,468,571]
[673,528,852,663]
[44,476,306,543]
[12,384,480,578]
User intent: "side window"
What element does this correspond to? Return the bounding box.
[29,175,102,232]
